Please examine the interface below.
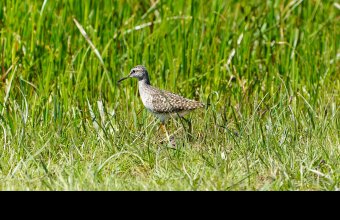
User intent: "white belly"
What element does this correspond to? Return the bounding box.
[138,83,154,111]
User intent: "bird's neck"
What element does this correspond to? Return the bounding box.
[139,75,151,85]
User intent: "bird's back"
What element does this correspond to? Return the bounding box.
[138,82,204,115]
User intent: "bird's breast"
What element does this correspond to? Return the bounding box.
[138,83,154,111]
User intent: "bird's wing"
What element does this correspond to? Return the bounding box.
[151,90,203,113]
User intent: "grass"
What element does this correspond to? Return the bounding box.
[0,0,339,190]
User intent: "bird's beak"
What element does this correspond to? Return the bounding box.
[118,75,129,83]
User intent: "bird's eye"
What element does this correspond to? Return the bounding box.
[132,70,135,73]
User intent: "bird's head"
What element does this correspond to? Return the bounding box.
[118,65,150,84]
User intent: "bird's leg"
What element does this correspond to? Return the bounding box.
[160,123,170,141]
[160,122,176,148]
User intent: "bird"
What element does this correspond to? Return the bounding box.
[118,65,204,145]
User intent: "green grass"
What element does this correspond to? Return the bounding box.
[0,0,339,190]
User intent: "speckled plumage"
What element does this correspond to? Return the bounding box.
[119,65,204,122]
[138,79,204,122]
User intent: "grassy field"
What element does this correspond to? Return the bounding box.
[0,0,339,190]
